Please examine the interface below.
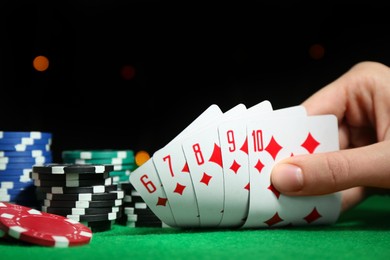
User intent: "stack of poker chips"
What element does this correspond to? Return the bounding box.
[61,150,137,184]
[32,164,123,232]
[116,182,168,228]
[61,150,145,228]
[0,131,52,207]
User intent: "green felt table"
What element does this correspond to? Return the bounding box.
[1,195,390,260]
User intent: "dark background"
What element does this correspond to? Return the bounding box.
[1,1,390,162]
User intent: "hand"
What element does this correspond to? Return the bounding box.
[270,61,390,212]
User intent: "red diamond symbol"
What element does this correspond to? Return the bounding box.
[200,172,212,185]
[230,160,241,174]
[264,212,283,227]
[209,143,223,168]
[174,183,186,195]
[244,182,250,191]
[301,132,320,154]
[240,137,248,155]
[254,159,265,173]
[268,184,280,199]
[304,207,322,223]
[265,136,283,160]
[156,197,168,206]
[182,162,189,173]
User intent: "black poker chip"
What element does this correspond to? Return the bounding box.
[118,182,135,191]
[125,218,165,228]
[32,164,114,174]
[43,198,123,208]
[35,184,118,194]
[133,207,157,216]
[66,211,122,222]
[116,215,164,227]
[33,177,114,187]
[41,206,120,215]
[132,202,148,209]
[45,190,124,201]
[30,171,110,181]
[122,195,145,204]
[125,212,160,223]
[80,220,114,232]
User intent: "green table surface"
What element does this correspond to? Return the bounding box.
[1,195,389,260]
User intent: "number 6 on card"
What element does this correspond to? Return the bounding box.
[129,158,177,227]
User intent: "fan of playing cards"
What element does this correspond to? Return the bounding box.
[130,100,342,228]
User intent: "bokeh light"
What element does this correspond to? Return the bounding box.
[33,55,49,72]
[135,150,150,166]
[121,65,136,80]
[309,44,325,60]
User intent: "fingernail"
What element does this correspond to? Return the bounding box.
[272,164,303,192]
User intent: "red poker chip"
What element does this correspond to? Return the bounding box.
[0,202,93,247]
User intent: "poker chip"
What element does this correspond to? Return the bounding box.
[0,137,51,145]
[45,190,124,201]
[66,211,122,222]
[33,158,130,231]
[123,195,145,203]
[108,169,131,177]
[0,131,53,207]
[30,171,110,181]
[0,156,50,164]
[61,150,137,186]
[63,157,135,165]
[0,174,31,183]
[0,168,32,175]
[0,180,34,190]
[0,131,52,139]
[35,184,118,194]
[33,177,114,187]
[80,220,114,232]
[116,181,166,228]
[0,163,41,170]
[0,187,36,197]
[0,150,52,158]
[118,182,134,190]
[112,174,130,183]
[32,164,114,174]
[62,150,134,159]
[42,206,120,215]
[112,164,134,171]
[126,221,168,228]
[0,202,92,247]
[43,198,123,208]
[0,144,50,152]
[33,159,123,233]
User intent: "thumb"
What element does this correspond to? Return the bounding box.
[270,141,390,196]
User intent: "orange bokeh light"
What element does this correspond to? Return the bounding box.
[135,150,150,166]
[33,55,49,72]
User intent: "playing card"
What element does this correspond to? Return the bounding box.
[130,104,223,228]
[216,100,273,227]
[152,104,224,227]
[242,114,340,228]
[182,103,247,227]
[129,158,177,227]
[217,104,306,227]
[166,104,223,147]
